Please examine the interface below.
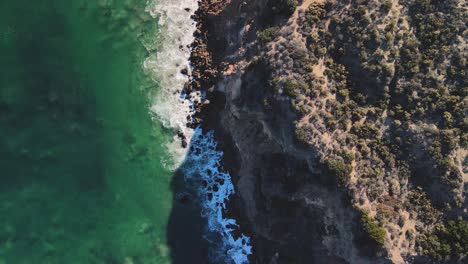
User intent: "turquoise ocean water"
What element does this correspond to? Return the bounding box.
[0,0,252,263]
[0,1,176,263]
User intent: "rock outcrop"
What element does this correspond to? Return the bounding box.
[189,0,467,263]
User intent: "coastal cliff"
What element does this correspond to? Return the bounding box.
[188,0,467,263]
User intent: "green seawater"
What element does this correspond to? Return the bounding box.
[0,1,175,263]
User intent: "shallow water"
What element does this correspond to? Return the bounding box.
[0,1,175,263]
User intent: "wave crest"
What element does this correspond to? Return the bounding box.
[144,1,252,263]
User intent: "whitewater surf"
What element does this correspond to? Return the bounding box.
[145,0,252,263]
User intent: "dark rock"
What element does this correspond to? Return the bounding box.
[177,130,187,140]
[183,82,192,93]
[177,192,192,204]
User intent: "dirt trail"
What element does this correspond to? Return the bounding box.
[453,148,468,182]
[388,211,417,264]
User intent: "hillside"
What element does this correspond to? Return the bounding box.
[189,0,467,263]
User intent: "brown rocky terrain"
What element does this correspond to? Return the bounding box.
[188,0,467,263]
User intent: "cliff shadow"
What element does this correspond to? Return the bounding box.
[167,140,209,264]
[167,123,251,264]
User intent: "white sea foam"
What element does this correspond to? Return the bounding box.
[144,0,199,168]
[182,129,252,264]
[144,0,252,263]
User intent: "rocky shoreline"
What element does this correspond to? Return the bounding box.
[176,0,229,145]
[182,0,361,263]
[181,0,261,261]
[183,0,227,118]
[180,0,256,262]
[178,0,467,263]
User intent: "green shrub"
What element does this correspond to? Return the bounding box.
[406,189,441,225]
[267,0,298,18]
[442,111,453,128]
[283,78,301,98]
[381,0,392,13]
[352,123,378,138]
[420,219,468,261]
[324,158,352,184]
[325,117,338,130]
[341,151,355,163]
[360,211,386,247]
[257,27,279,43]
[295,126,309,144]
[304,3,326,26]
[280,0,298,16]
[292,102,308,115]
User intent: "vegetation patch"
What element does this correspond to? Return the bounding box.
[419,219,468,261]
[295,126,310,145]
[360,210,386,247]
[283,78,302,98]
[257,26,280,43]
[324,158,352,185]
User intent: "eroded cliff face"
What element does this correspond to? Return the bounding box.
[195,0,389,263]
[214,64,383,264]
[191,0,467,263]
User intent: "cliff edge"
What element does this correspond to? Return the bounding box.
[189,0,467,263]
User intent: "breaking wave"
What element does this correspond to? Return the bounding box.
[144,0,198,168]
[143,0,252,263]
[183,129,252,264]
